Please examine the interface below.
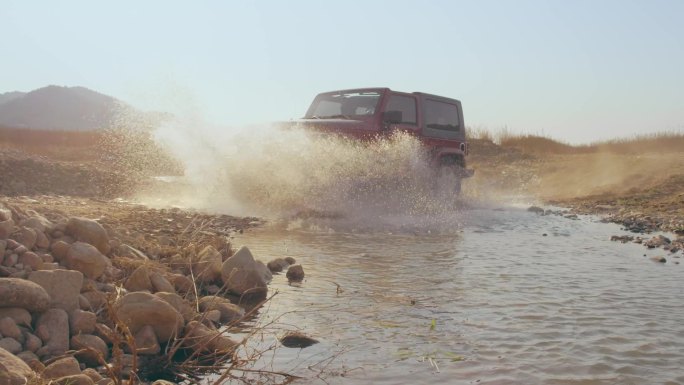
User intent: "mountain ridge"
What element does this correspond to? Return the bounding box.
[0,85,159,131]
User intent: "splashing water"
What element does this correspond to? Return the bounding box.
[142,119,466,229]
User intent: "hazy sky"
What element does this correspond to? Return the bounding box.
[2,0,683,143]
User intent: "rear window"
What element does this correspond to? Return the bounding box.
[424,99,460,131]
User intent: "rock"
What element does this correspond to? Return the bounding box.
[170,274,194,294]
[133,325,160,355]
[0,337,22,354]
[35,308,69,357]
[155,292,196,323]
[284,257,297,265]
[53,374,95,385]
[201,309,222,324]
[71,334,108,366]
[116,244,149,260]
[2,254,18,267]
[38,262,60,271]
[0,309,31,327]
[43,356,81,379]
[12,227,37,251]
[279,331,319,348]
[0,219,14,240]
[114,292,184,342]
[35,231,50,250]
[286,265,305,282]
[152,380,176,385]
[192,245,223,284]
[50,240,71,262]
[182,321,237,354]
[197,296,244,324]
[650,255,667,263]
[93,324,114,345]
[65,242,109,279]
[0,317,22,340]
[81,368,102,382]
[15,350,42,370]
[527,206,545,214]
[80,291,107,311]
[17,252,41,270]
[0,346,36,385]
[267,258,289,273]
[150,272,175,293]
[0,207,11,222]
[645,235,671,248]
[0,278,50,312]
[20,214,53,232]
[124,265,153,292]
[28,269,84,312]
[0,240,5,257]
[69,310,97,335]
[78,295,92,311]
[24,332,42,352]
[220,246,269,297]
[66,217,110,255]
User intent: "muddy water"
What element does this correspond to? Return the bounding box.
[226,205,684,385]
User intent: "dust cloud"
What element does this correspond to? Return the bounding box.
[138,119,468,230]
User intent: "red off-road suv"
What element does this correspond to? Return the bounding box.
[295,87,473,193]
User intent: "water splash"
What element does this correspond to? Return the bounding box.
[139,119,467,231]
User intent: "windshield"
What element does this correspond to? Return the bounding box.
[305,91,381,119]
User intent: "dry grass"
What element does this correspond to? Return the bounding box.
[467,127,684,155]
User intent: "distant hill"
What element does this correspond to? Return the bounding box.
[0,91,26,105]
[0,85,160,131]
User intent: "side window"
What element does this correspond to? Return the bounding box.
[385,94,417,125]
[424,99,460,131]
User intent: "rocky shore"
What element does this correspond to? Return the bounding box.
[0,198,306,385]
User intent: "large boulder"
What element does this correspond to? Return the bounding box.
[0,346,37,385]
[35,308,70,357]
[64,242,109,280]
[28,270,84,312]
[114,292,184,342]
[65,217,110,255]
[0,278,50,312]
[220,246,270,297]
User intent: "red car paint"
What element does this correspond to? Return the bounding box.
[292,88,473,180]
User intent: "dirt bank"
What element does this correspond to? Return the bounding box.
[467,137,684,234]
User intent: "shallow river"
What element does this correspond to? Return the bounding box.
[220,204,683,385]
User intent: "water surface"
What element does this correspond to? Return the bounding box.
[223,205,683,385]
